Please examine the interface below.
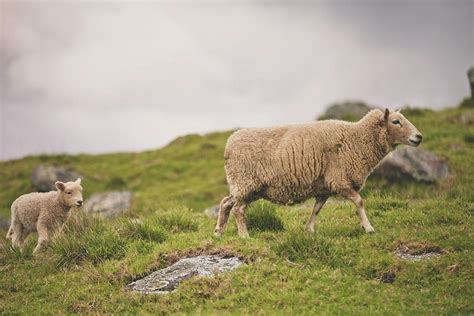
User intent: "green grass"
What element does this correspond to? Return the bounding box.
[246,200,284,232]
[0,106,473,314]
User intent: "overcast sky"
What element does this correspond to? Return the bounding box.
[1,1,473,161]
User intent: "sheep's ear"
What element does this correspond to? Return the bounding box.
[395,108,401,113]
[384,108,390,121]
[75,178,81,185]
[55,181,66,191]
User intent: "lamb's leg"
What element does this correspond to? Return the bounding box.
[11,221,25,249]
[305,195,329,233]
[234,204,249,238]
[33,221,49,254]
[214,196,234,237]
[342,190,375,233]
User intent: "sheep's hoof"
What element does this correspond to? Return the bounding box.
[305,223,315,233]
[362,224,375,233]
[214,229,223,237]
[238,232,250,238]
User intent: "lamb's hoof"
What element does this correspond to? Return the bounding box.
[214,229,223,237]
[305,225,315,233]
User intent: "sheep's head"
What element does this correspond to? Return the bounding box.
[55,178,83,208]
[383,109,422,147]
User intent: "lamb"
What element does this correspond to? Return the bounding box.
[215,109,422,237]
[6,178,83,253]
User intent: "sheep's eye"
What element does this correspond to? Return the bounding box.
[392,119,401,125]
[67,191,72,195]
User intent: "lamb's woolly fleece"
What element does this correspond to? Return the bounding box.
[7,179,83,252]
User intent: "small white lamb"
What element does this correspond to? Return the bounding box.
[6,178,83,253]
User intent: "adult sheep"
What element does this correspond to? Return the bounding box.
[7,178,83,253]
[215,109,422,237]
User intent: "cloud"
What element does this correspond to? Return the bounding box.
[1,1,472,160]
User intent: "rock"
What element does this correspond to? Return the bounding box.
[204,204,220,218]
[0,217,10,230]
[318,101,373,121]
[457,111,474,125]
[395,246,442,261]
[468,67,474,98]
[126,255,243,294]
[85,191,132,219]
[449,143,464,151]
[31,165,82,192]
[374,147,450,183]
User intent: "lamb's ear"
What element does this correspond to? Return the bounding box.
[384,108,390,121]
[75,178,81,185]
[55,181,66,191]
[395,108,401,113]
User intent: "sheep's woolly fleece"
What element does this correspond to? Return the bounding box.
[224,109,395,205]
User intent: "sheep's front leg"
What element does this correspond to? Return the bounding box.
[305,195,329,233]
[233,204,249,238]
[342,190,375,233]
[214,196,234,237]
[33,221,49,253]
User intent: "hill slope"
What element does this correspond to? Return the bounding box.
[0,107,473,314]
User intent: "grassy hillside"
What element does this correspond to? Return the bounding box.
[0,107,473,314]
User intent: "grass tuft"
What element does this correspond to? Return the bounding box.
[117,218,167,242]
[156,208,198,233]
[246,201,284,232]
[0,236,35,261]
[272,229,341,267]
[50,212,127,267]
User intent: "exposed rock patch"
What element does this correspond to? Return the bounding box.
[85,191,132,219]
[374,147,450,183]
[318,101,373,121]
[454,111,474,125]
[126,255,243,294]
[395,244,443,261]
[31,165,82,192]
[204,204,220,218]
[0,217,10,230]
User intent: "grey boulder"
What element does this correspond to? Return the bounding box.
[318,101,373,121]
[374,147,450,183]
[127,255,243,294]
[204,204,220,218]
[0,217,10,231]
[85,191,132,219]
[31,165,82,192]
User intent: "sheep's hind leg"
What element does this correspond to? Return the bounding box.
[214,196,234,237]
[305,195,329,233]
[342,190,375,233]
[234,203,249,238]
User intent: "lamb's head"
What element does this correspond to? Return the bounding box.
[382,109,422,147]
[55,178,84,208]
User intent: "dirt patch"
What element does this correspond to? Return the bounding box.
[395,242,444,261]
[379,272,396,284]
